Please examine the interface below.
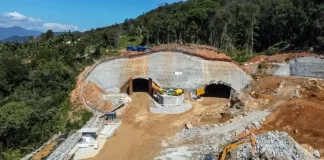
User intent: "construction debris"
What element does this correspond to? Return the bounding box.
[227,92,259,117]
[185,122,193,129]
[156,111,270,159]
[313,150,320,159]
[235,131,317,160]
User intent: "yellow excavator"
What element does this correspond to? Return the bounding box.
[217,133,257,160]
[152,82,164,94]
[152,83,183,96]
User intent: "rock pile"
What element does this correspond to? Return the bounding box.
[228,92,259,116]
[235,131,317,160]
[302,79,323,91]
[165,111,270,160]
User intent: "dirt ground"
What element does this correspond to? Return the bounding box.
[248,76,324,155]
[244,52,314,64]
[82,82,113,112]
[253,98,324,155]
[70,66,93,103]
[90,93,228,160]
[32,141,57,160]
[121,44,232,62]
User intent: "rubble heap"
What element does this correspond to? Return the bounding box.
[228,92,259,116]
[235,131,317,160]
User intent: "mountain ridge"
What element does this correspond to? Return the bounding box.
[0,26,41,41]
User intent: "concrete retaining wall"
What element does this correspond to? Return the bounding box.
[86,52,252,93]
[289,56,324,78]
[158,94,184,106]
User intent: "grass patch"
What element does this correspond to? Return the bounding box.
[118,35,143,49]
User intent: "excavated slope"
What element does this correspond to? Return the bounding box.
[86,52,252,93]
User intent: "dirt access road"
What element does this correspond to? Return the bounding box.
[90,92,228,160]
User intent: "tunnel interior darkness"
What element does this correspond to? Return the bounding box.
[203,84,232,98]
[132,78,149,92]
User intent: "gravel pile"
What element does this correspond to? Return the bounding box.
[156,111,269,160]
[235,131,317,160]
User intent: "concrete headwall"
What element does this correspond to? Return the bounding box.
[86,52,252,93]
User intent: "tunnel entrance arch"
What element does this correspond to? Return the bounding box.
[201,80,235,99]
[120,77,154,96]
[132,78,149,93]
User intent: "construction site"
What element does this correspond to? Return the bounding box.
[36,44,324,160]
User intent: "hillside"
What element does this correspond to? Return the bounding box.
[0,0,324,159]
[82,0,324,55]
[0,35,28,43]
[0,26,41,40]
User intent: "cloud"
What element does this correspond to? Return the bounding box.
[0,12,79,32]
[43,23,79,31]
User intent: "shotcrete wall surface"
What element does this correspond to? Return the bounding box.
[86,52,252,93]
[289,56,324,78]
[272,63,291,76]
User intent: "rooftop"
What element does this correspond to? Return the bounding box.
[78,128,98,133]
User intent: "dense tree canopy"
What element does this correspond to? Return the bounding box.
[0,0,323,159]
[0,32,94,159]
[82,0,324,54]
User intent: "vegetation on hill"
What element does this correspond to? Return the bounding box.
[83,0,324,56]
[0,0,323,159]
[0,31,95,159]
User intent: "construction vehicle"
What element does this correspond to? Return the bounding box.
[217,133,256,160]
[152,83,183,96]
[152,83,164,94]
[173,89,183,96]
[196,87,205,97]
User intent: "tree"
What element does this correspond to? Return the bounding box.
[41,30,54,41]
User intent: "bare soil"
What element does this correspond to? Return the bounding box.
[32,141,57,160]
[90,93,228,160]
[244,52,314,65]
[248,76,324,155]
[253,99,324,155]
[82,82,112,112]
[70,66,93,103]
[122,44,232,62]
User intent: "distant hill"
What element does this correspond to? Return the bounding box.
[0,35,28,43]
[0,26,41,41]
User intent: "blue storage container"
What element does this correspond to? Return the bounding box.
[137,46,144,52]
[127,46,133,51]
[132,47,137,51]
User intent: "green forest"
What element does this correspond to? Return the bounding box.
[0,31,94,159]
[83,0,324,55]
[0,0,323,159]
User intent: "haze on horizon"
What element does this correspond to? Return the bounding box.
[0,0,178,32]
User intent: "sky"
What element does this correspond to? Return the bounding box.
[0,0,178,32]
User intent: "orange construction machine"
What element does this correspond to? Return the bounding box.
[218,133,257,160]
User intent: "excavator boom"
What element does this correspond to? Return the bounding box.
[219,133,256,160]
[152,83,164,94]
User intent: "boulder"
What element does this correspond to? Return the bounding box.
[313,150,320,158]
[185,122,193,129]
